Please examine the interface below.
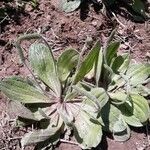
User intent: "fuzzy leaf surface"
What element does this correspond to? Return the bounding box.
[60,0,81,12]
[8,101,37,120]
[57,49,79,82]
[95,47,103,86]
[106,41,120,65]
[126,63,150,86]
[29,43,61,97]
[74,40,100,84]
[21,115,63,147]
[113,119,130,142]
[73,110,102,149]
[119,94,149,127]
[0,77,49,103]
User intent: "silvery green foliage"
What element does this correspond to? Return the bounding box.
[0,31,149,149]
[0,34,103,149]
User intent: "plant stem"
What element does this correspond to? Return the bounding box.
[60,139,79,146]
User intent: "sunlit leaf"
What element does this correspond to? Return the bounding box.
[106,41,120,66]
[99,103,121,132]
[74,40,100,84]
[0,77,50,103]
[108,91,128,105]
[95,47,103,86]
[21,115,63,147]
[113,117,130,142]
[111,54,130,74]
[119,94,149,127]
[29,43,61,97]
[60,0,81,12]
[73,110,102,149]
[8,101,37,120]
[126,63,150,86]
[57,48,79,82]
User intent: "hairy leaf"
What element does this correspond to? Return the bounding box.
[0,77,49,103]
[106,41,120,66]
[108,91,128,105]
[57,48,79,82]
[8,101,37,120]
[74,40,100,84]
[111,54,130,74]
[119,94,149,127]
[60,0,81,13]
[95,47,103,86]
[99,103,122,132]
[29,43,61,97]
[113,117,130,142]
[21,115,63,147]
[126,63,150,86]
[73,110,102,149]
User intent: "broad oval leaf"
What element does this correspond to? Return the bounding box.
[0,77,50,103]
[119,94,149,127]
[21,114,63,147]
[99,103,122,132]
[29,43,61,97]
[73,110,102,149]
[90,88,109,108]
[113,117,130,142]
[126,63,150,86]
[108,91,128,105]
[57,48,79,82]
[60,0,81,13]
[8,101,37,120]
[74,40,101,84]
[80,87,109,119]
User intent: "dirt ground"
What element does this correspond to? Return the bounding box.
[0,0,150,150]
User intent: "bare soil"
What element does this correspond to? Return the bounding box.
[0,0,150,150]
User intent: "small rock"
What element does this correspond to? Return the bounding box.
[92,21,98,27]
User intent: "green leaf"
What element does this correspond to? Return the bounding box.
[74,40,100,84]
[90,88,109,108]
[113,117,130,142]
[126,63,150,86]
[95,47,103,86]
[106,41,120,66]
[119,94,149,127]
[57,48,79,82]
[0,77,50,103]
[132,85,150,97]
[73,85,100,110]
[21,114,63,147]
[73,110,102,149]
[108,75,126,91]
[64,90,78,101]
[29,43,61,97]
[60,0,81,13]
[108,91,128,105]
[132,0,146,16]
[99,103,122,132]
[8,101,37,120]
[111,54,130,74]
[57,103,74,126]
[33,104,57,121]
[81,88,109,118]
